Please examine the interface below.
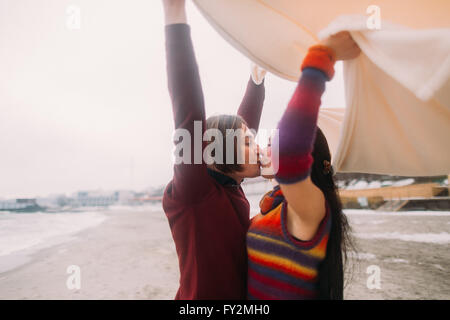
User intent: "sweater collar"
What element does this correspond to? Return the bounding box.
[260,184,284,215]
[207,168,241,187]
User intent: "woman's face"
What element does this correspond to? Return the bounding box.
[236,124,261,178]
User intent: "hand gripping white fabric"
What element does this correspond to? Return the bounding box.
[251,63,266,85]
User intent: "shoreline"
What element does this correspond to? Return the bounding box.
[0,207,448,299]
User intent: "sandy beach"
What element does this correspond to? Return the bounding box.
[0,205,449,300]
[0,207,179,299]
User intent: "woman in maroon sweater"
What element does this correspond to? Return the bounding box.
[161,0,266,299]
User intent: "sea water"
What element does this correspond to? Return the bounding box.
[0,210,107,273]
[0,204,166,273]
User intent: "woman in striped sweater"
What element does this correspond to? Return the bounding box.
[247,33,360,300]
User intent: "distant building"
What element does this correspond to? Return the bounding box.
[114,190,135,204]
[66,191,116,207]
[0,198,42,212]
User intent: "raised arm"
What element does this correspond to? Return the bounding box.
[272,32,360,229]
[237,66,266,134]
[163,0,214,202]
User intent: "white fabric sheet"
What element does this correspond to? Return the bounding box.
[193,0,450,176]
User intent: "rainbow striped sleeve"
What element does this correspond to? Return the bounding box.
[272,45,336,184]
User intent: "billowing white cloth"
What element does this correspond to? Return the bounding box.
[193,0,450,176]
[319,16,450,176]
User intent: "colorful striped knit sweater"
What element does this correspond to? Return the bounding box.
[247,46,335,300]
[247,186,332,300]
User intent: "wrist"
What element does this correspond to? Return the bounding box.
[300,45,336,80]
[163,4,187,25]
[309,45,336,62]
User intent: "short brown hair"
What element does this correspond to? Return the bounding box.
[206,114,248,174]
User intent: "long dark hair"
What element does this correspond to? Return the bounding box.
[310,127,356,300]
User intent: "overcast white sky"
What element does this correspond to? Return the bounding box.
[0,0,345,198]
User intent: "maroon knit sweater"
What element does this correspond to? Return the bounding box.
[162,24,265,300]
